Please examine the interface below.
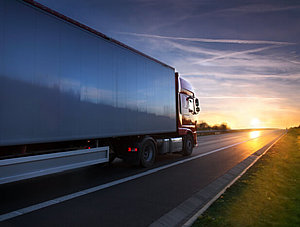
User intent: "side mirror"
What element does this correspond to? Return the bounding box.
[195,98,200,114]
[195,98,199,107]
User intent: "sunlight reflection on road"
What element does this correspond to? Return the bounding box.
[249,131,260,139]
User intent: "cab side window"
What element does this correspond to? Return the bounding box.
[180,94,194,115]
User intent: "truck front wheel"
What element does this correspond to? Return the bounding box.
[139,138,156,168]
[182,134,194,156]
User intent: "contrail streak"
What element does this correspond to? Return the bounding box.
[118,32,294,45]
[195,45,281,63]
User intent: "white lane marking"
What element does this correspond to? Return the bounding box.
[0,131,282,222]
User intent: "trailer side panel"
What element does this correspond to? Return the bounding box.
[0,0,176,146]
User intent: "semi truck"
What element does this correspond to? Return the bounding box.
[0,0,200,184]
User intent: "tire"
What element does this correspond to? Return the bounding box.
[109,152,117,164]
[182,134,194,156]
[139,139,156,168]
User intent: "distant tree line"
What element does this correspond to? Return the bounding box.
[291,124,300,129]
[197,121,230,131]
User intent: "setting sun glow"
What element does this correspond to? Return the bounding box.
[250,118,261,128]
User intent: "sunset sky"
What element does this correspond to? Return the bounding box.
[37,0,300,129]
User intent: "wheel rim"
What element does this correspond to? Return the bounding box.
[143,144,154,162]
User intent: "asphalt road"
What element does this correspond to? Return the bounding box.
[0,129,284,227]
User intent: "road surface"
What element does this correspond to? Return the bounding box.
[0,129,284,226]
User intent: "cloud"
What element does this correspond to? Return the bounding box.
[118,32,297,65]
[168,42,300,77]
[164,42,277,67]
[164,41,221,56]
[178,3,300,23]
[220,4,300,14]
[193,45,283,63]
[182,72,300,82]
[200,96,284,100]
[117,32,294,45]
[183,71,300,78]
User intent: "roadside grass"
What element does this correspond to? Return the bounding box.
[193,128,300,227]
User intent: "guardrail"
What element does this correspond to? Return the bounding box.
[197,128,277,136]
[197,130,231,136]
[197,130,231,133]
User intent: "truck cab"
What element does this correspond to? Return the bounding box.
[114,74,200,166]
[176,75,200,155]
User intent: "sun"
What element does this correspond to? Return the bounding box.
[250,118,260,128]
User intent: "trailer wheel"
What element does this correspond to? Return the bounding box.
[139,139,156,168]
[109,152,117,164]
[182,134,193,156]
